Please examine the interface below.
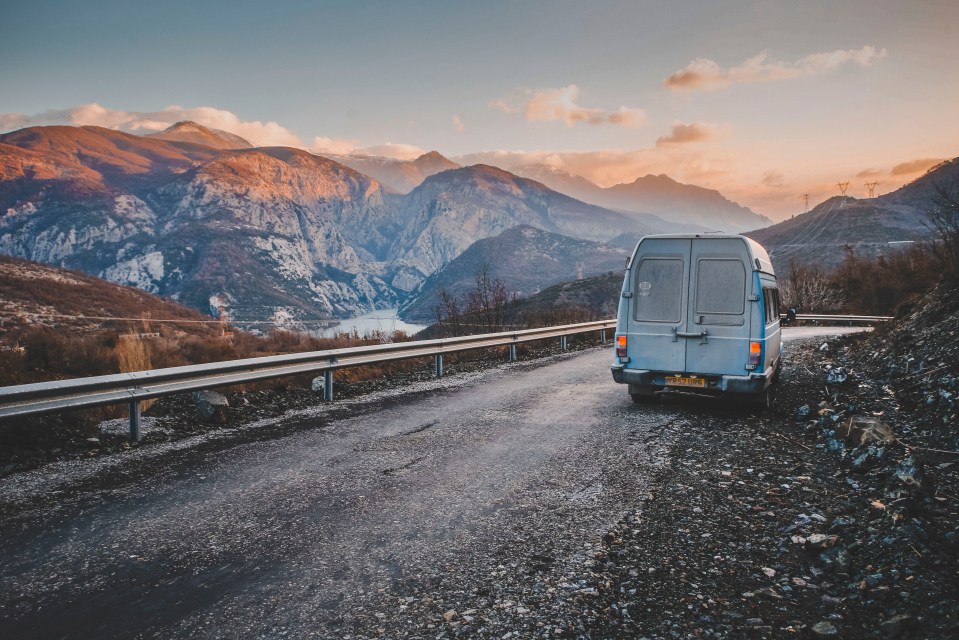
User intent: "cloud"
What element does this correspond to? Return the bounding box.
[0,103,305,147]
[664,46,887,91]
[453,114,465,133]
[454,145,734,190]
[655,122,714,147]
[856,168,883,178]
[761,171,786,188]
[354,143,427,160]
[890,157,945,176]
[310,136,360,155]
[489,98,519,114]
[492,85,646,128]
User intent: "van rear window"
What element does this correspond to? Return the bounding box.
[633,258,684,322]
[695,259,745,315]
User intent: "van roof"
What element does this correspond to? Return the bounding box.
[635,233,775,275]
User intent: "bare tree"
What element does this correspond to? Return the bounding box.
[781,259,846,312]
[925,182,959,286]
[464,265,518,333]
[434,288,462,337]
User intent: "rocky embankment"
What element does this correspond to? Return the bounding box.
[572,287,958,639]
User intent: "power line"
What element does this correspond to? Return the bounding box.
[0,309,343,326]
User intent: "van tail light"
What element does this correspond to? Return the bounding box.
[616,335,628,358]
[748,341,762,367]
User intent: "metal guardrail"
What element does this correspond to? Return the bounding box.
[0,319,617,441]
[784,313,893,324]
[0,313,890,441]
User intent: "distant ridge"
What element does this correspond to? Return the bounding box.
[147,121,254,149]
[747,157,959,271]
[512,164,769,233]
[328,150,460,192]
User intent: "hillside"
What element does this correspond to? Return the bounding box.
[398,226,628,322]
[748,157,959,272]
[0,254,217,342]
[512,271,623,319]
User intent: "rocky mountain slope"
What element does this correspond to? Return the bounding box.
[387,164,659,290]
[329,150,459,193]
[398,226,628,322]
[513,164,769,232]
[748,157,959,272]
[0,126,400,324]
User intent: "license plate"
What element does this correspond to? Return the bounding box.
[665,376,705,388]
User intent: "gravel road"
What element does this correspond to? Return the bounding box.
[0,328,882,639]
[1,347,670,639]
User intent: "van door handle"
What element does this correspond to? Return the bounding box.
[673,328,709,344]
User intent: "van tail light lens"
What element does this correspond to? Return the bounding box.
[616,335,628,358]
[748,341,762,367]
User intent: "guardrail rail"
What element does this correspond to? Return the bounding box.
[0,313,892,442]
[0,320,617,441]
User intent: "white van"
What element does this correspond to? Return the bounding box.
[610,234,781,406]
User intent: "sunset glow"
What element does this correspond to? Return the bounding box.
[1,0,957,219]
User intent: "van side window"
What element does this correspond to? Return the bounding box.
[762,287,781,324]
[695,259,745,315]
[633,258,684,322]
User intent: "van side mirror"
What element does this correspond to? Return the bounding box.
[786,308,797,323]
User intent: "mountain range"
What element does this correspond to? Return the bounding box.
[0,122,677,324]
[5,120,941,327]
[510,165,771,232]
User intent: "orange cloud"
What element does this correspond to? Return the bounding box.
[492,85,646,128]
[856,168,882,178]
[452,114,465,133]
[890,158,945,176]
[664,46,887,91]
[0,103,304,147]
[656,122,714,147]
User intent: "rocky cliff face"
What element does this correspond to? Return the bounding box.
[0,127,402,324]
[387,165,656,290]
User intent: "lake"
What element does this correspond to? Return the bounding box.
[313,308,427,338]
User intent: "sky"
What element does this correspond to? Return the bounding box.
[1,0,958,220]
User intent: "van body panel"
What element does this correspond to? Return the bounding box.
[612,234,780,402]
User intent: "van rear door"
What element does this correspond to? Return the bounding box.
[685,238,751,376]
[628,237,691,372]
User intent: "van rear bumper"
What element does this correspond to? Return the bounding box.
[610,364,770,394]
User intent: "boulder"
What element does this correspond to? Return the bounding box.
[193,390,230,424]
[835,416,896,447]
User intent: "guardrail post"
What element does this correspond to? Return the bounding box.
[324,370,333,401]
[129,401,141,442]
[509,344,517,362]
[561,336,568,351]
[435,354,443,378]
[600,329,606,345]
